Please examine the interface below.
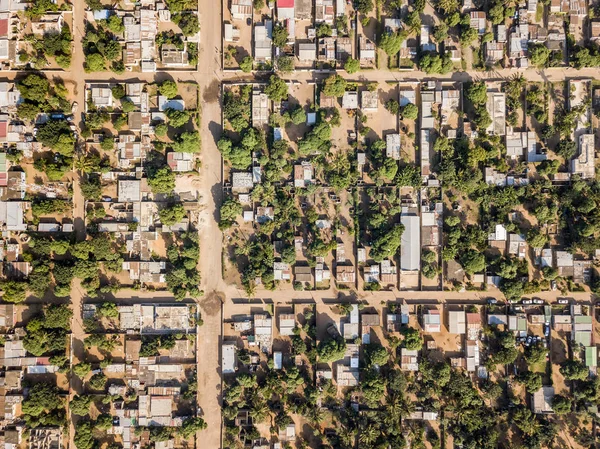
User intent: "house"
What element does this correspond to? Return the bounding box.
[486,92,506,136]
[386,133,401,160]
[231,172,254,192]
[298,42,317,61]
[222,343,236,374]
[256,206,274,223]
[231,0,253,19]
[470,11,487,34]
[315,0,334,23]
[294,162,314,187]
[532,386,554,414]
[508,234,526,259]
[118,179,146,202]
[279,314,295,336]
[294,266,312,283]
[252,90,269,127]
[423,308,441,332]
[274,262,291,281]
[336,37,352,62]
[556,251,574,277]
[342,91,358,109]
[572,134,595,179]
[167,152,194,172]
[400,211,420,272]
[591,21,600,41]
[336,365,359,386]
[318,37,335,61]
[420,25,435,52]
[359,37,375,63]
[466,340,480,372]
[277,0,295,19]
[361,90,378,112]
[336,265,356,284]
[161,44,189,66]
[488,314,508,326]
[400,348,418,371]
[448,310,466,334]
[90,85,113,108]
[254,22,273,62]
[497,24,507,42]
[486,41,504,63]
[466,312,481,340]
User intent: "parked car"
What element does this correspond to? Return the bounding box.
[533,299,544,305]
[522,299,533,305]
[558,298,569,304]
[544,325,550,337]
[487,298,498,305]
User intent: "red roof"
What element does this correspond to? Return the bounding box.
[277,0,294,7]
[0,173,7,187]
[0,19,8,38]
[0,121,8,139]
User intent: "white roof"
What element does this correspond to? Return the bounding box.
[400,214,420,271]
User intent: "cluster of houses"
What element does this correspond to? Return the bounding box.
[227,0,376,68]
[0,305,66,449]
[91,4,198,72]
[82,303,198,449]
[86,82,198,286]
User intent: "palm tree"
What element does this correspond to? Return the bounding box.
[358,425,379,446]
[74,156,94,173]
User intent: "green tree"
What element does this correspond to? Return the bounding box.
[239,55,253,72]
[148,167,176,194]
[402,103,418,120]
[73,362,92,378]
[436,0,459,14]
[219,198,242,229]
[165,108,191,128]
[155,123,168,136]
[159,203,186,226]
[465,81,488,106]
[317,337,346,362]
[551,395,572,414]
[460,249,485,275]
[1,281,27,303]
[173,131,201,153]
[560,360,588,381]
[517,371,543,393]
[70,395,93,416]
[264,75,288,102]
[276,56,294,73]
[344,57,360,74]
[524,342,547,365]
[355,0,373,14]
[74,422,94,449]
[178,417,208,438]
[272,25,289,48]
[556,139,577,159]
[460,27,478,47]
[433,22,449,42]
[159,80,178,99]
[88,373,108,391]
[84,53,105,72]
[322,74,347,97]
[106,14,124,33]
[529,43,551,67]
[365,344,389,366]
[402,326,423,350]
[379,31,408,56]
